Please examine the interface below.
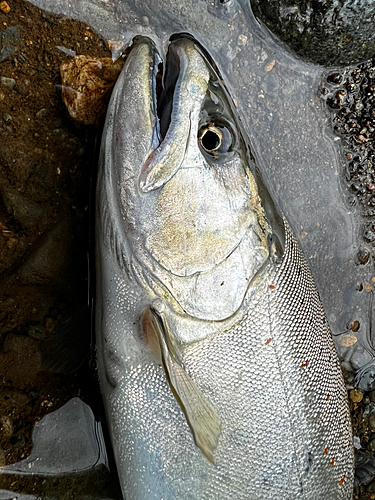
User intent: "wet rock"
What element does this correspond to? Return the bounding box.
[17,219,73,286]
[0,26,19,62]
[60,55,124,126]
[250,0,375,66]
[2,187,45,229]
[0,334,42,389]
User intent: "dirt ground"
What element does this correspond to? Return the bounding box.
[0,0,375,498]
[0,0,122,496]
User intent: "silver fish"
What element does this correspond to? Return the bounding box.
[96,36,354,499]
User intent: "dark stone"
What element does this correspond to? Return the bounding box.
[0,26,19,63]
[249,0,375,66]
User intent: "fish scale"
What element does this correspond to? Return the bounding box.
[182,223,354,499]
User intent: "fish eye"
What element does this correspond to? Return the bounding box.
[199,125,222,153]
[198,121,234,157]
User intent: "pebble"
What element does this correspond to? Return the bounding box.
[264,60,276,72]
[141,16,149,27]
[338,333,357,347]
[2,113,11,122]
[1,76,15,89]
[368,439,375,453]
[349,389,363,403]
[368,414,375,430]
[0,1,10,13]
[237,34,247,46]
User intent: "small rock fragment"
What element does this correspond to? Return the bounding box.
[2,113,11,122]
[349,389,363,403]
[1,76,15,89]
[0,1,10,13]
[60,55,124,125]
[369,414,375,430]
[0,26,19,62]
[237,34,247,46]
[141,16,149,27]
[264,60,276,72]
[339,333,357,347]
[368,439,375,453]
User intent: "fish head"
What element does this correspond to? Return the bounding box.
[102,36,284,322]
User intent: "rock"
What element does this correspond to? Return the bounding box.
[0,334,42,389]
[2,187,45,229]
[60,55,124,126]
[0,26,19,63]
[350,389,364,403]
[250,0,375,66]
[0,76,16,89]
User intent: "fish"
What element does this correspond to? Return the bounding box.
[95,35,355,499]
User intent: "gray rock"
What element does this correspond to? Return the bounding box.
[249,0,375,66]
[0,26,19,63]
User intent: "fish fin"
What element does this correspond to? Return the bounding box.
[143,306,221,463]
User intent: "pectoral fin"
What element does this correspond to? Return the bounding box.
[141,306,221,463]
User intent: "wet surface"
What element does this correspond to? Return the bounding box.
[1,0,375,497]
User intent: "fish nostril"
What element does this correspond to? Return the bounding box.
[199,126,222,153]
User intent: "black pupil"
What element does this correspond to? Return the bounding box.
[202,130,220,151]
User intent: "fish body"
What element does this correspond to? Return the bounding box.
[96,36,354,499]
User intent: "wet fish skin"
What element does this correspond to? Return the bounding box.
[96,36,354,499]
